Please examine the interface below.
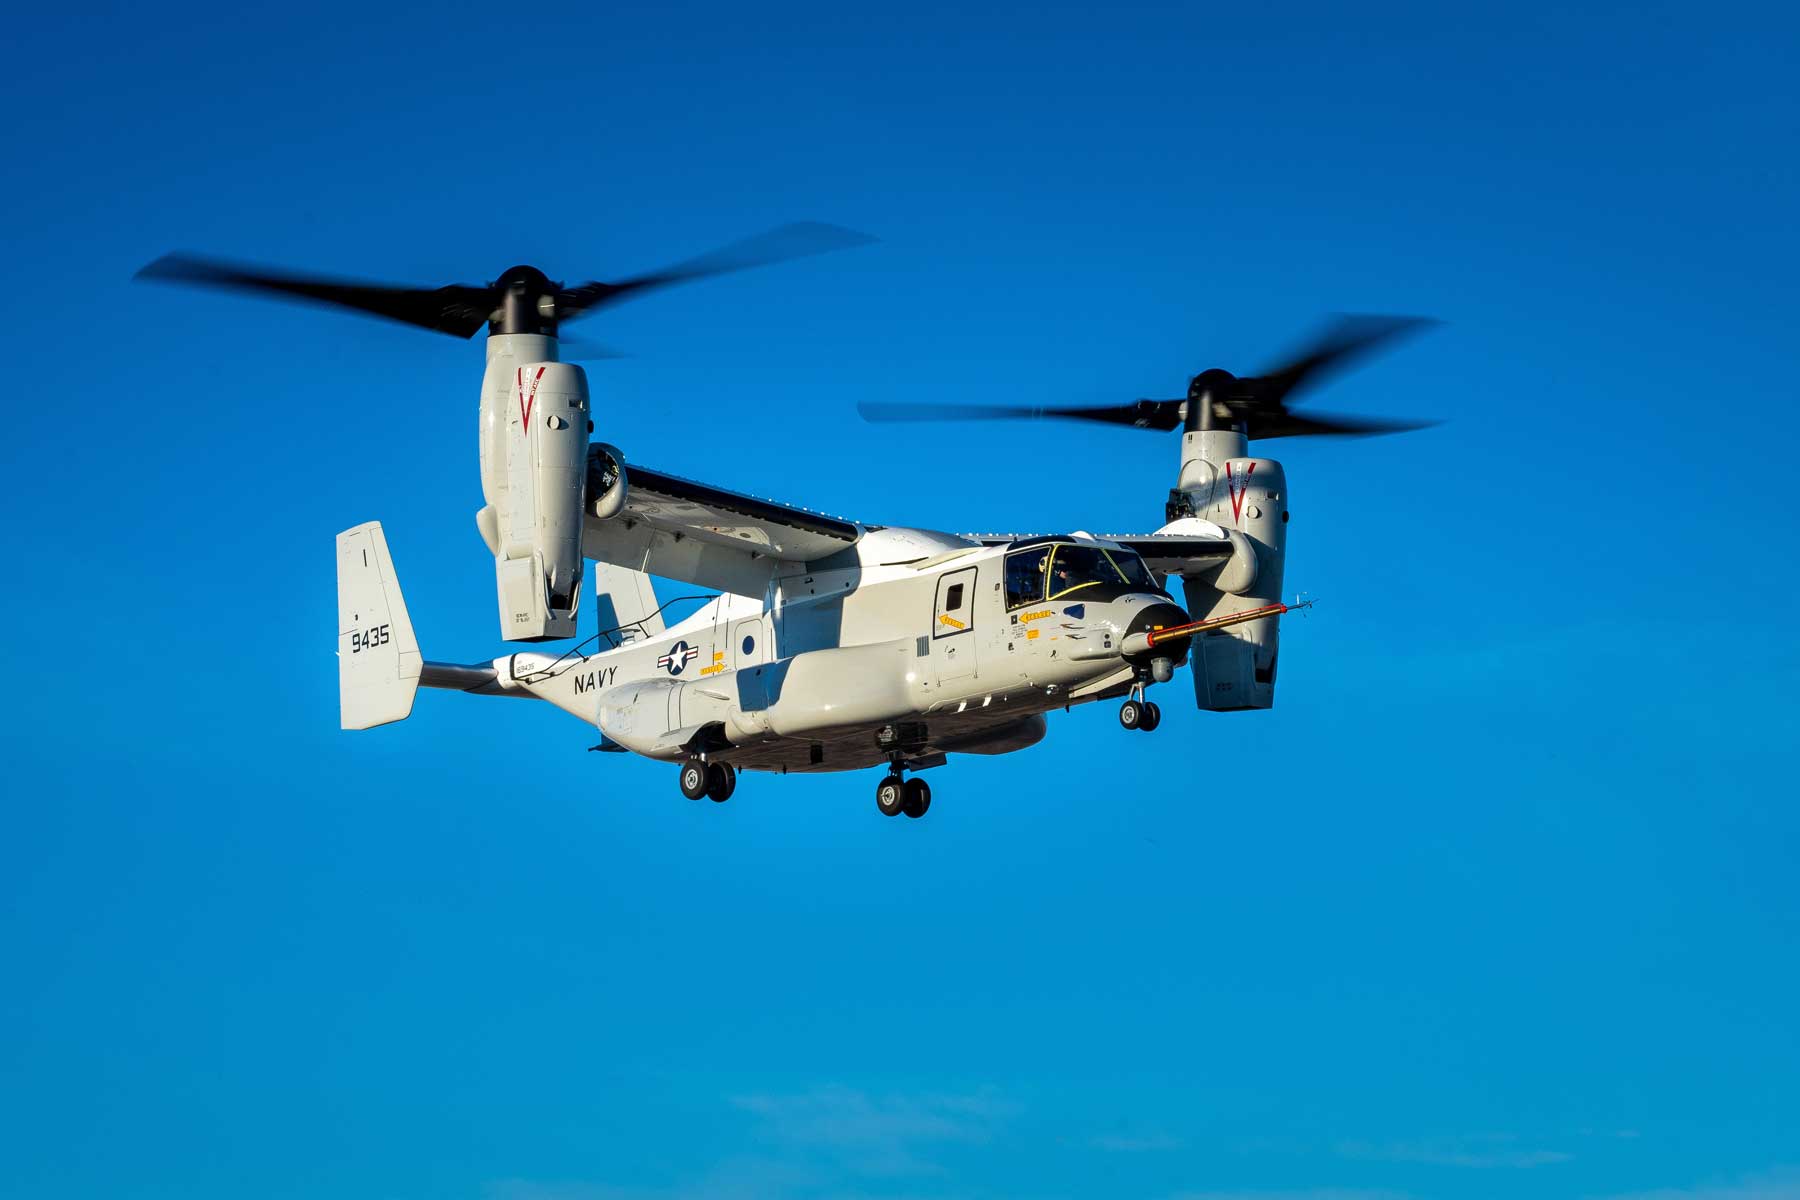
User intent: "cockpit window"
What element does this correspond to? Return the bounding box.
[1005,546,1050,608]
[1107,549,1158,590]
[1046,545,1128,600]
[1006,543,1164,608]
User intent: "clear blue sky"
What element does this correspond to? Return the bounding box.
[3,3,1797,1199]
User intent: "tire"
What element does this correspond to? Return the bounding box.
[1140,702,1162,732]
[1119,700,1144,730]
[876,775,906,817]
[679,761,710,800]
[902,777,931,819]
[706,763,737,802]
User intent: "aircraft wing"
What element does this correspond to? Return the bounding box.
[583,450,862,595]
[1102,534,1237,576]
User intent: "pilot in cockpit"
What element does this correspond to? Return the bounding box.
[1049,555,1076,597]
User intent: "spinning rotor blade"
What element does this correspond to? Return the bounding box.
[136,255,496,337]
[555,335,631,360]
[1247,410,1440,439]
[1251,314,1438,410]
[857,313,1436,440]
[556,222,875,320]
[136,221,875,340]
[856,399,1183,430]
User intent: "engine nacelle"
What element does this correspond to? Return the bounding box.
[1170,430,1287,710]
[475,335,590,642]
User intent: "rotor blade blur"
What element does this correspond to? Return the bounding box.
[556,335,630,360]
[1253,314,1439,408]
[135,254,494,338]
[557,222,876,319]
[857,399,1182,430]
[1254,411,1441,439]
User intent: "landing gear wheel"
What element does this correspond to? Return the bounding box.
[679,761,710,800]
[876,775,906,817]
[1119,699,1145,730]
[901,777,932,819]
[706,763,737,802]
[1140,702,1162,732]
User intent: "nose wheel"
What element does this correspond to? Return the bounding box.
[1119,697,1162,732]
[875,772,932,818]
[679,761,737,802]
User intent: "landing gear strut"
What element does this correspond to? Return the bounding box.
[679,761,737,802]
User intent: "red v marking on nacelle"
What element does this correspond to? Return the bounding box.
[517,366,546,433]
[1226,461,1257,524]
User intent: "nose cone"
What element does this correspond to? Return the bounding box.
[1123,600,1193,664]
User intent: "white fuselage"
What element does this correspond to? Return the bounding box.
[485,527,1189,774]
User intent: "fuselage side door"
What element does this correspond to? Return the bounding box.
[932,566,979,686]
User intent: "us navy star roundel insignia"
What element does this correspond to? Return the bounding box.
[658,640,700,676]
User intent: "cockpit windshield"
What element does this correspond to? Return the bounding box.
[1110,550,1158,591]
[1045,545,1125,599]
[1004,542,1162,608]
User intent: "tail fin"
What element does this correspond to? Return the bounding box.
[336,521,423,729]
[589,560,665,644]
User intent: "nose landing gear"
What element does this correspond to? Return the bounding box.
[875,759,933,819]
[678,761,737,802]
[1119,684,1163,732]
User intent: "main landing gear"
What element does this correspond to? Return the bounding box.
[1119,684,1162,733]
[678,761,737,802]
[876,768,931,819]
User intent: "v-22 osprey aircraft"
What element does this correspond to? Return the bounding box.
[139,225,1433,818]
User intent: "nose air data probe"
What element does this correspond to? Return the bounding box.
[138,227,1432,818]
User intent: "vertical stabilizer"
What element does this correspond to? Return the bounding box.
[590,561,666,644]
[337,522,424,729]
